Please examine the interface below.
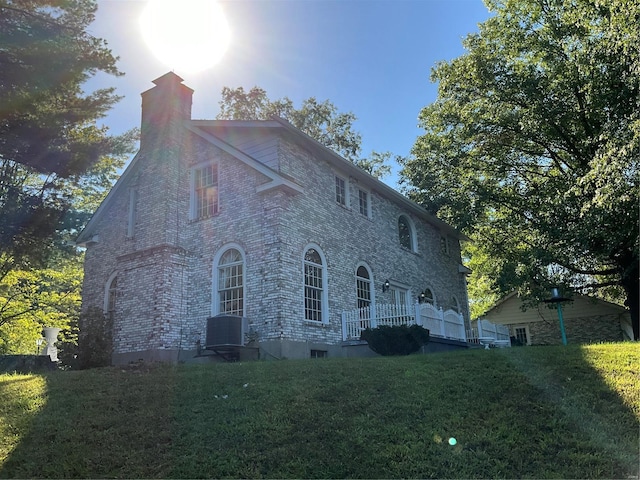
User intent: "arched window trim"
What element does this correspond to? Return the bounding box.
[451,295,461,314]
[422,285,436,306]
[212,243,246,317]
[103,271,119,316]
[302,243,329,324]
[355,262,375,309]
[398,214,418,253]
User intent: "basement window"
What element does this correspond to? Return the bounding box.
[310,349,327,359]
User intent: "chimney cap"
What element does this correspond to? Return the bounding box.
[152,71,185,86]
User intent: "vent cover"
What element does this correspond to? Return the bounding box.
[205,315,249,348]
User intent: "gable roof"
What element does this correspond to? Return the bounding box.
[480,291,629,319]
[77,116,466,245]
[188,117,467,241]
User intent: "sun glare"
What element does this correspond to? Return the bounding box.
[140,0,231,74]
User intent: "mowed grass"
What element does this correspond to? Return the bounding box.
[0,343,638,479]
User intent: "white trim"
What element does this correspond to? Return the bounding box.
[355,262,376,309]
[189,161,220,221]
[334,173,350,208]
[398,214,418,253]
[211,243,246,317]
[103,271,119,315]
[302,243,329,324]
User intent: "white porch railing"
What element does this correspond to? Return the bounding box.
[467,319,511,348]
[341,302,467,342]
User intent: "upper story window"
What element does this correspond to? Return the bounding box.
[358,188,370,218]
[191,163,219,220]
[335,175,348,207]
[215,247,244,316]
[398,215,417,252]
[355,265,372,309]
[304,246,328,322]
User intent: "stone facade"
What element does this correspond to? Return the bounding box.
[78,73,470,364]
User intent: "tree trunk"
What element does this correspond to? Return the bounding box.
[621,260,639,340]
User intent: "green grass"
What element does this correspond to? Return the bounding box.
[0,343,638,478]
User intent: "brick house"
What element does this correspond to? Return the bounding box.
[77,72,471,364]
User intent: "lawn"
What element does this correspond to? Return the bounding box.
[0,343,638,478]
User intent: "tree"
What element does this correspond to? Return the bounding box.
[0,0,136,351]
[217,86,392,179]
[0,0,136,280]
[401,0,639,338]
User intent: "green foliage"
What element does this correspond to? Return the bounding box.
[217,86,393,178]
[76,307,113,369]
[360,324,430,355]
[0,344,637,478]
[0,256,82,354]
[0,0,135,352]
[402,0,639,336]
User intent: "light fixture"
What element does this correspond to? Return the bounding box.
[382,279,390,292]
[419,291,426,303]
[543,287,570,345]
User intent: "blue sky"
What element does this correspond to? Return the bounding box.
[86,0,492,187]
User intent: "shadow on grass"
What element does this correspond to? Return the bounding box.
[0,363,178,479]
[1,344,638,479]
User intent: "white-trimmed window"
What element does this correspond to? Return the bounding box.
[398,215,417,252]
[421,287,435,305]
[214,247,244,316]
[451,295,461,313]
[191,163,219,220]
[304,245,328,322]
[513,326,530,345]
[356,265,372,309]
[335,175,348,207]
[358,188,371,218]
[104,272,118,318]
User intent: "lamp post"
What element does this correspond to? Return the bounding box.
[543,287,570,345]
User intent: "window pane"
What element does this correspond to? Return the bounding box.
[218,249,243,316]
[356,266,371,309]
[195,164,218,219]
[304,249,324,321]
[358,189,368,216]
[398,216,411,249]
[335,176,346,205]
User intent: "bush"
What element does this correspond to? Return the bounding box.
[360,324,430,356]
[75,307,113,369]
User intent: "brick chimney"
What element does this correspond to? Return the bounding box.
[140,72,194,149]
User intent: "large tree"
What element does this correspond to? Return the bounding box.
[217,86,394,179]
[0,0,135,279]
[401,0,639,338]
[0,0,135,351]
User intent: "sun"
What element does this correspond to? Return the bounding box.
[140,0,231,74]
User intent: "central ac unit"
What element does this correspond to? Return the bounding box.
[205,315,249,348]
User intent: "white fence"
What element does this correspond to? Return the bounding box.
[467,319,511,347]
[341,302,467,342]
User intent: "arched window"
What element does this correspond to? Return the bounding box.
[104,273,118,318]
[421,287,435,305]
[356,265,372,309]
[304,246,327,322]
[215,247,244,316]
[398,215,416,252]
[451,296,461,314]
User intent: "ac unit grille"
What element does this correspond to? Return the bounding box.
[205,315,248,348]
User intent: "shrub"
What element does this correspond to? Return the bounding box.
[360,324,430,356]
[75,307,113,369]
